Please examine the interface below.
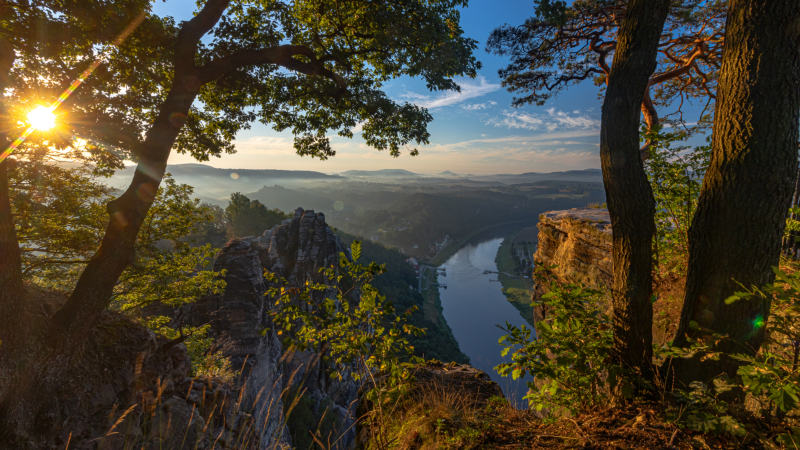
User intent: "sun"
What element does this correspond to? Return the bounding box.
[27,106,56,131]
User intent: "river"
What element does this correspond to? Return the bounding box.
[437,235,535,407]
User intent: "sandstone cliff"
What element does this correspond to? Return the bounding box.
[2,208,477,449]
[534,208,612,288]
[0,208,356,450]
[183,207,357,449]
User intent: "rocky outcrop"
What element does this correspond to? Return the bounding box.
[1,208,358,450]
[0,307,252,450]
[534,208,612,288]
[183,208,357,449]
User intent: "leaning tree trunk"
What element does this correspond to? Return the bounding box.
[48,0,232,335]
[50,82,199,333]
[671,0,800,387]
[600,0,670,381]
[0,38,24,345]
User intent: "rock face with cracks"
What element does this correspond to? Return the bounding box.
[533,208,612,289]
[0,306,251,450]
[0,208,357,450]
[529,208,612,323]
[183,207,358,449]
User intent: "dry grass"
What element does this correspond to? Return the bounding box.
[361,380,694,450]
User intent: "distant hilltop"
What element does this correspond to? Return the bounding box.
[121,163,346,180]
[339,168,418,178]
[468,168,603,184]
[107,163,603,206]
[336,167,602,184]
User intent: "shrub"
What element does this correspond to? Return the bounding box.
[496,268,621,417]
[660,264,800,445]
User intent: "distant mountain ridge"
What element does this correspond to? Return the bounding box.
[334,168,602,184]
[339,169,419,177]
[469,168,603,185]
[108,164,346,202]
[107,163,603,205]
[147,163,345,180]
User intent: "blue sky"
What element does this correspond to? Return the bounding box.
[152,1,620,174]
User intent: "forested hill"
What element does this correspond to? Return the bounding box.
[246,180,606,259]
[336,231,469,364]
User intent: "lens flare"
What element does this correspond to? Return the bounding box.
[27,106,56,131]
[1,12,145,164]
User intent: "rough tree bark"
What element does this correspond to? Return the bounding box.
[671,0,800,386]
[0,38,24,344]
[50,84,200,332]
[600,0,670,380]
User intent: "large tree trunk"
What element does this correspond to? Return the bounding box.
[50,82,199,333]
[600,0,669,381]
[671,0,800,387]
[49,0,229,335]
[0,39,24,345]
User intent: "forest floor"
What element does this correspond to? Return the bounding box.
[361,362,776,450]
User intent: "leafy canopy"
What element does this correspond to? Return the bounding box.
[187,0,481,160]
[3,0,480,171]
[486,0,724,126]
[1,0,173,172]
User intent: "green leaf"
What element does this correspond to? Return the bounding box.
[724,295,740,305]
[351,240,362,262]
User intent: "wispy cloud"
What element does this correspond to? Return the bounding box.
[399,77,501,109]
[488,108,600,132]
[419,131,599,154]
[463,101,497,111]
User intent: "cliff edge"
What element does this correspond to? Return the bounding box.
[533,208,612,288]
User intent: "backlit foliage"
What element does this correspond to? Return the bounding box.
[269,240,424,385]
[9,161,225,307]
